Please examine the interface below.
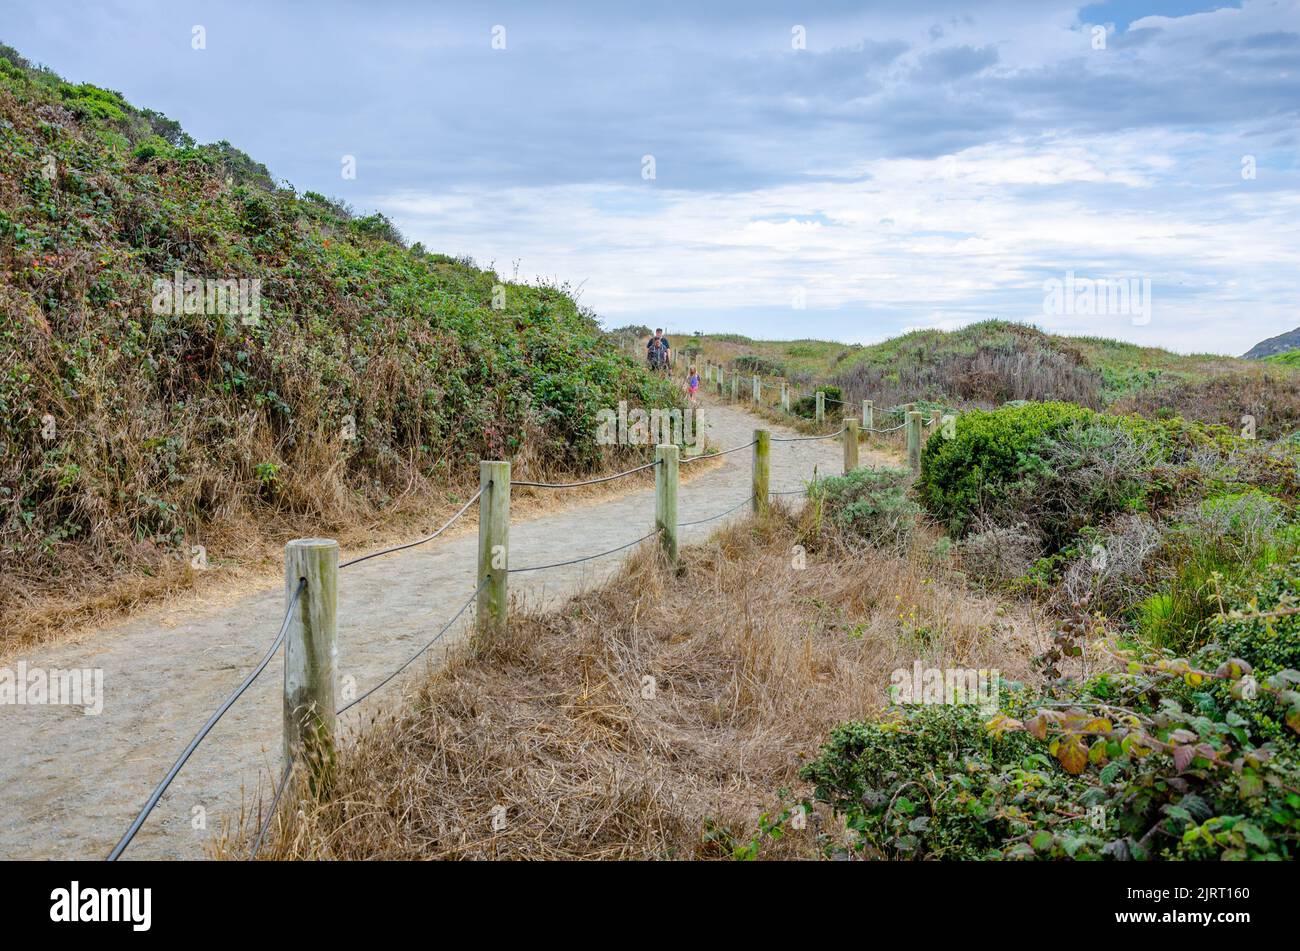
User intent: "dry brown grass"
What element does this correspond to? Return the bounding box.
[0,443,725,658]
[223,501,1044,861]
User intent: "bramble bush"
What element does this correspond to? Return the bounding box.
[800,562,1300,861]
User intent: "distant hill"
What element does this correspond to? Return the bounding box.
[694,320,1249,405]
[1243,327,1300,360]
[695,319,1300,437]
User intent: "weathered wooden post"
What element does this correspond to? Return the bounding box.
[780,381,789,413]
[731,375,738,403]
[716,366,724,397]
[283,538,338,789]
[655,444,679,570]
[477,460,510,639]
[843,417,859,474]
[931,408,942,430]
[815,391,825,425]
[906,411,923,473]
[752,375,760,402]
[752,428,770,515]
[862,399,873,431]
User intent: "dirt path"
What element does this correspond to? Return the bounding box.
[0,401,895,860]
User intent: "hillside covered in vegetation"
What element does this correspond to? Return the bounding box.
[694,321,1300,439]
[0,43,678,633]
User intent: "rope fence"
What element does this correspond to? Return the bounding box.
[772,427,845,442]
[678,494,755,526]
[508,531,659,574]
[107,578,306,861]
[701,361,956,439]
[513,458,661,488]
[336,579,489,715]
[105,376,956,861]
[339,490,482,569]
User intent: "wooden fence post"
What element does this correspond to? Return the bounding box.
[731,375,738,403]
[752,429,770,515]
[716,366,724,397]
[780,381,789,413]
[931,409,942,431]
[283,538,338,790]
[815,391,825,425]
[844,417,859,474]
[906,411,923,473]
[477,460,510,639]
[655,444,679,570]
[862,399,873,431]
[752,375,760,402]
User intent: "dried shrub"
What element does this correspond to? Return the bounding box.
[1057,514,1165,615]
[956,520,1044,589]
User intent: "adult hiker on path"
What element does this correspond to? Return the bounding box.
[646,328,672,372]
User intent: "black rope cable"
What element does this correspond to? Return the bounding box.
[250,756,293,859]
[514,459,660,488]
[680,439,756,463]
[508,531,658,573]
[339,490,482,569]
[107,578,306,861]
[679,494,755,526]
[771,428,846,442]
[337,578,488,715]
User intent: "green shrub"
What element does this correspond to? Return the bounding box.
[791,385,843,419]
[58,82,128,122]
[1136,496,1299,652]
[803,618,1300,859]
[812,467,918,552]
[131,135,174,162]
[732,354,785,377]
[918,401,1095,535]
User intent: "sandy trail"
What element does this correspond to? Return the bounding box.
[0,401,894,860]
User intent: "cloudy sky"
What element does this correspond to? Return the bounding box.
[3,0,1298,353]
